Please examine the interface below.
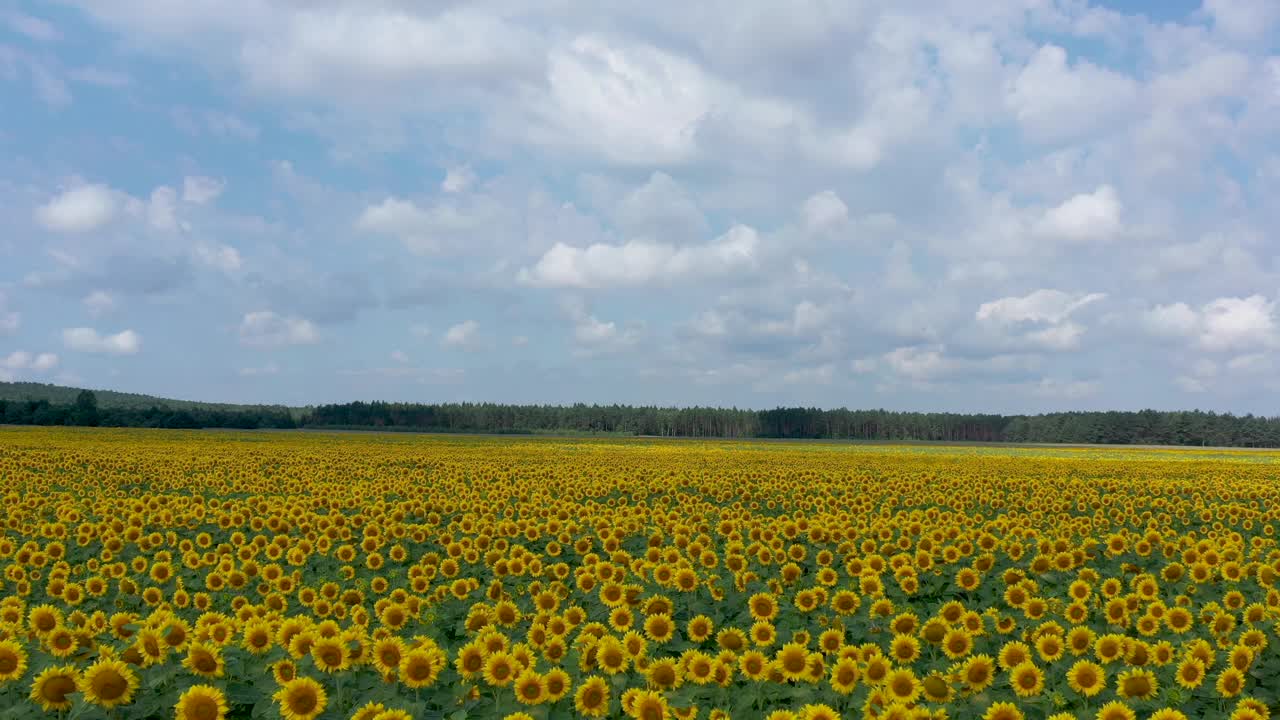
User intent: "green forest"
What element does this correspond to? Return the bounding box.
[3,381,1279,447]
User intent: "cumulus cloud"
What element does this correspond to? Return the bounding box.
[35,183,118,232]
[441,165,475,193]
[62,327,141,354]
[239,311,319,348]
[1034,186,1122,242]
[183,176,225,204]
[801,191,849,234]
[441,320,480,349]
[356,195,504,254]
[83,290,116,317]
[977,290,1107,326]
[1007,45,1138,142]
[518,225,759,288]
[1142,295,1277,352]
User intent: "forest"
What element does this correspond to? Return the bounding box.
[5,382,1280,447]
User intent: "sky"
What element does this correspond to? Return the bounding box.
[1,0,1278,413]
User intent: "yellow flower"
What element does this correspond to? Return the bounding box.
[1008,661,1044,697]
[28,665,79,711]
[175,684,229,720]
[574,675,610,718]
[0,639,28,682]
[80,658,139,709]
[273,677,327,720]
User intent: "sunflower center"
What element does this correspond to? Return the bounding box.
[94,670,127,700]
[44,676,77,703]
[190,698,219,720]
[290,689,317,713]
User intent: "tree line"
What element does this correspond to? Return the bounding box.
[302,401,1280,448]
[0,392,296,430]
[5,391,1280,448]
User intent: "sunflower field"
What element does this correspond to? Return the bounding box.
[1,427,1278,720]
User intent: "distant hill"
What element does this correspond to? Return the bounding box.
[0,381,304,418]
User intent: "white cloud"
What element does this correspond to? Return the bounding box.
[356,195,503,254]
[83,290,116,317]
[801,191,849,234]
[518,224,759,288]
[1142,295,1278,352]
[1026,322,1086,351]
[390,350,409,364]
[977,289,1106,325]
[441,165,475,193]
[1007,45,1138,142]
[183,176,225,204]
[528,35,715,165]
[1204,0,1279,40]
[148,186,180,231]
[2,351,59,372]
[441,320,479,349]
[239,311,319,348]
[1034,185,1122,242]
[561,297,639,354]
[35,183,118,232]
[193,244,243,272]
[62,327,141,355]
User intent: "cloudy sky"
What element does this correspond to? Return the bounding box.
[2,0,1278,412]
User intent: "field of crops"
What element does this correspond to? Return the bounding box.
[0,427,1278,720]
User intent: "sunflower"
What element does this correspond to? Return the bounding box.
[184,641,225,678]
[484,651,519,687]
[513,669,546,705]
[960,654,996,692]
[399,648,442,689]
[1094,701,1137,720]
[1066,660,1106,697]
[748,593,779,622]
[885,667,921,704]
[1216,668,1245,698]
[352,702,387,720]
[644,613,675,643]
[829,657,859,694]
[798,704,839,720]
[372,637,406,676]
[738,650,769,681]
[46,626,79,659]
[646,658,682,690]
[310,636,349,673]
[1148,711,1189,720]
[543,668,571,701]
[1008,661,1044,697]
[775,642,809,681]
[80,658,139,709]
[982,702,1024,720]
[1116,668,1158,700]
[574,675,610,718]
[454,642,486,679]
[274,677,327,720]
[890,634,921,664]
[175,684,229,720]
[28,664,79,711]
[630,690,669,720]
[0,639,28,682]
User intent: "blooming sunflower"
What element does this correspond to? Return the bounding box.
[80,658,139,709]
[28,665,79,712]
[273,677,327,720]
[0,639,28,682]
[175,684,229,720]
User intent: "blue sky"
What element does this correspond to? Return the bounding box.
[1,0,1278,412]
